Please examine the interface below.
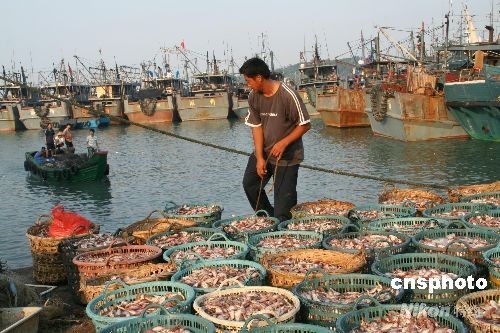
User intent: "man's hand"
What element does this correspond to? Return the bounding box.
[270,140,288,161]
[256,157,267,179]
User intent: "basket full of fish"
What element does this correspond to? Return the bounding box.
[192,282,301,333]
[86,280,195,331]
[371,253,477,304]
[260,249,366,289]
[378,183,445,214]
[422,202,494,222]
[72,241,163,279]
[456,289,500,333]
[412,223,500,264]
[448,180,500,203]
[463,209,500,233]
[239,314,332,333]
[335,302,467,333]
[162,234,249,267]
[322,230,410,265]
[146,227,225,251]
[291,271,404,328]
[212,210,280,243]
[164,201,223,227]
[483,246,500,288]
[462,191,500,207]
[171,259,266,295]
[290,199,355,219]
[277,215,353,236]
[347,204,416,229]
[114,210,197,245]
[366,217,449,236]
[99,308,216,333]
[247,231,323,262]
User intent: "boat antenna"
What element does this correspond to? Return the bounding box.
[323,31,331,60]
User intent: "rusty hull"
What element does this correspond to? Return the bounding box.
[316,87,370,127]
[125,99,174,124]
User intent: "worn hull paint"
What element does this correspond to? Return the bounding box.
[125,98,174,123]
[19,106,41,130]
[178,93,231,121]
[0,104,24,131]
[316,87,370,127]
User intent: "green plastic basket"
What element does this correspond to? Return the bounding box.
[412,223,500,263]
[462,191,500,207]
[366,217,449,236]
[422,202,493,222]
[290,199,355,219]
[347,204,417,229]
[322,229,410,265]
[212,210,280,243]
[291,271,405,328]
[171,259,266,295]
[86,280,195,332]
[371,253,477,304]
[277,215,353,236]
[145,227,225,250]
[336,303,467,333]
[164,201,223,227]
[247,231,323,262]
[463,209,500,233]
[162,233,249,267]
[240,314,332,333]
[100,306,216,333]
[483,246,500,287]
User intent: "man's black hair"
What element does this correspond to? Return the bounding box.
[239,57,271,79]
[90,129,95,133]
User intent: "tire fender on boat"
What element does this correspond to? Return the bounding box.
[62,169,72,180]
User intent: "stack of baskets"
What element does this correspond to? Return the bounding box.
[26,214,99,284]
[164,201,223,227]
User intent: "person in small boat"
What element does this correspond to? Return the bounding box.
[62,124,73,148]
[86,128,99,157]
[44,123,55,155]
[54,131,65,154]
[239,57,311,222]
[34,147,47,164]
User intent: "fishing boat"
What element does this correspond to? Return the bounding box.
[443,42,500,141]
[124,60,187,123]
[24,151,109,182]
[0,68,33,131]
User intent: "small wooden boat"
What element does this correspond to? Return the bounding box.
[24,151,109,182]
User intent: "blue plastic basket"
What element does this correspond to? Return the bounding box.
[86,280,195,332]
[164,201,223,227]
[463,208,500,233]
[212,210,280,243]
[366,217,449,236]
[100,306,215,333]
[483,246,500,287]
[171,259,266,295]
[240,314,332,333]
[347,204,417,228]
[277,215,353,236]
[422,202,493,222]
[145,227,225,250]
[462,191,500,207]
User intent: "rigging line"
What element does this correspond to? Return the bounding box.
[0,74,449,190]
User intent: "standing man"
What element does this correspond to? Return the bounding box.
[44,123,55,156]
[62,124,73,149]
[239,57,311,222]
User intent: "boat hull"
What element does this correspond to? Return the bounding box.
[297,88,319,116]
[366,91,468,141]
[19,106,41,129]
[0,104,24,131]
[177,93,232,121]
[25,151,109,182]
[316,88,370,127]
[444,68,500,141]
[125,98,174,123]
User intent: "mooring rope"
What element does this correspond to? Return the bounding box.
[0,75,449,190]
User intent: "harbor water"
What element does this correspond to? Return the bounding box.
[0,117,498,268]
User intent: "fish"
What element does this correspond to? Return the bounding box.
[99,292,185,318]
[180,266,260,288]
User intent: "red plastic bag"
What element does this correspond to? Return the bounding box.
[48,205,92,238]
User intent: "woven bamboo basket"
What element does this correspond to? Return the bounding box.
[212,210,280,243]
[99,309,216,333]
[483,246,500,287]
[193,283,301,333]
[164,201,224,227]
[240,314,332,333]
[76,262,176,305]
[277,215,353,236]
[114,210,197,245]
[73,241,162,279]
[26,214,100,284]
[347,204,417,229]
[290,199,355,219]
[412,223,500,264]
[371,253,477,305]
[448,181,500,203]
[456,289,500,333]
[462,191,500,207]
[366,217,449,236]
[86,280,195,331]
[291,272,404,328]
[378,183,445,215]
[422,202,493,222]
[171,259,267,295]
[464,209,500,233]
[146,227,225,250]
[247,231,323,262]
[261,249,366,289]
[336,303,467,333]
